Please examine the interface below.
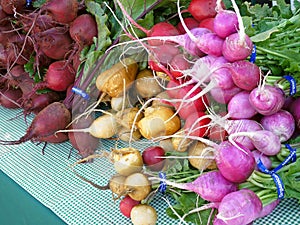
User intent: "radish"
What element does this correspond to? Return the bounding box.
[216,141,255,183]
[176,17,199,34]
[199,17,215,32]
[119,196,140,218]
[221,0,253,62]
[229,130,281,156]
[252,150,272,171]
[0,102,71,145]
[249,85,285,116]
[124,173,152,201]
[209,85,241,104]
[228,60,260,91]
[227,91,257,119]
[260,110,296,142]
[290,97,300,129]
[184,111,211,138]
[225,119,263,150]
[115,0,179,46]
[188,0,220,21]
[213,9,239,39]
[214,189,262,225]
[142,146,165,171]
[150,170,237,203]
[130,204,157,225]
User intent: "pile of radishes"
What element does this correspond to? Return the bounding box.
[0,0,299,225]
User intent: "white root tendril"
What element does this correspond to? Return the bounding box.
[230,0,246,44]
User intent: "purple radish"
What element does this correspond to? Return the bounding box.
[258,200,280,218]
[249,85,285,116]
[215,189,263,225]
[227,91,257,119]
[229,130,281,156]
[215,141,255,183]
[214,9,239,38]
[260,110,296,142]
[229,60,260,91]
[222,32,253,62]
[252,150,272,171]
[225,119,263,150]
[290,97,300,129]
[150,170,237,202]
[210,85,241,104]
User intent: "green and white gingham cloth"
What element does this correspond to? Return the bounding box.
[0,107,299,225]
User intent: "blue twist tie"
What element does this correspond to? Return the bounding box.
[249,44,257,63]
[25,0,32,7]
[257,159,285,200]
[71,86,90,100]
[283,75,297,96]
[158,172,167,193]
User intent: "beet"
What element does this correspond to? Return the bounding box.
[42,0,79,24]
[69,14,97,47]
[0,0,26,15]
[22,91,61,114]
[68,115,99,158]
[0,102,71,145]
[0,87,22,109]
[36,27,73,60]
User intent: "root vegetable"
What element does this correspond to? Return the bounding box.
[1,0,26,14]
[142,146,165,171]
[112,148,143,176]
[37,27,74,60]
[130,204,157,225]
[249,85,286,116]
[119,196,140,218]
[171,129,194,152]
[137,106,181,139]
[260,110,296,142]
[68,115,99,158]
[42,0,79,24]
[188,141,216,170]
[124,173,151,201]
[135,69,163,98]
[216,141,255,183]
[0,87,22,109]
[96,58,138,98]
[34,60,75,92]
[69,14,97,47]
[0,102,71,145]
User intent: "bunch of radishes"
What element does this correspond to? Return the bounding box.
[111,0,300,224]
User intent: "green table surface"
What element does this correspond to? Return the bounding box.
[0,169,66,225]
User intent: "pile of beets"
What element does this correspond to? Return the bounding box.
[0,0,99,157]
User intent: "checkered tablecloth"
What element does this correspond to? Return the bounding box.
[0,106,299,225]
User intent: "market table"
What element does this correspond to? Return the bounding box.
[0,106,299,225]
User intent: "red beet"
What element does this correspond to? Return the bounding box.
[42,0,79,24]
[22,91,61,114]
[36,27,73,60]
[69,14,97,47]
[68,115,99,158]
[0,102,71,145]
[1,0,26,15]
[0,87,22,109]
[34,60,75,92]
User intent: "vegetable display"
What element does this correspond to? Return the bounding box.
[0,0,299,225]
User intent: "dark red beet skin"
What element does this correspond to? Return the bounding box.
[0,102,71,145]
